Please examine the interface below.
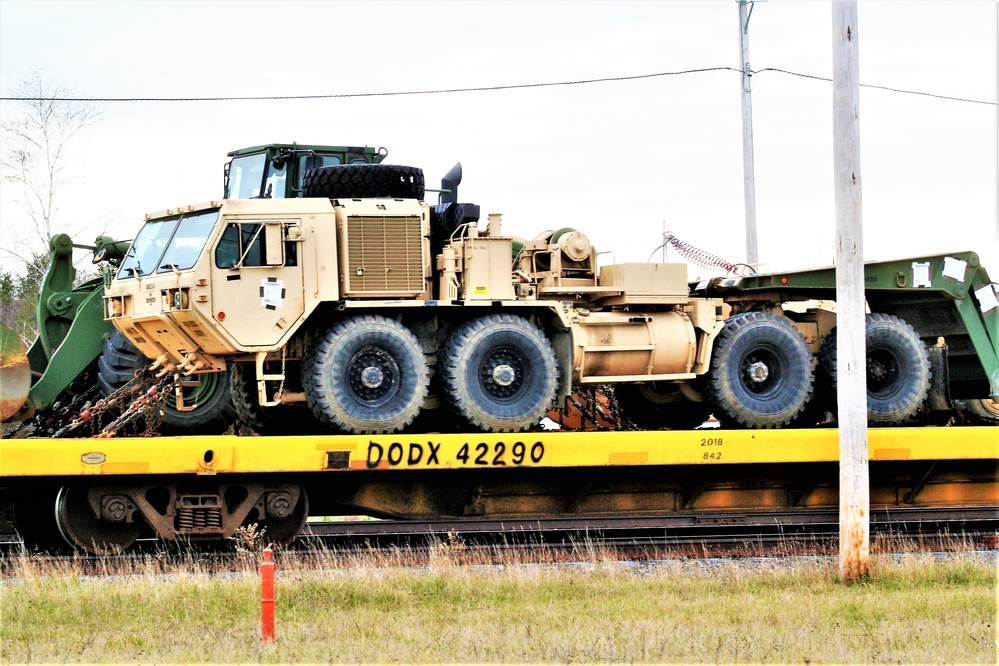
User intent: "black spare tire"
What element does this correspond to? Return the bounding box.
[303,164,425,200]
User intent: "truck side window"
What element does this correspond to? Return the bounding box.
[215,224,241,268]
[214,222,296,268]
[264,162,287,199]
[298,154,342,197]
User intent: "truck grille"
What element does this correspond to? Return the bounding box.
[343,215,425,296]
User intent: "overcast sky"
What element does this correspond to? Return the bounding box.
[1,0,996,279]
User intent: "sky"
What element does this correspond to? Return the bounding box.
[0,0,996,279]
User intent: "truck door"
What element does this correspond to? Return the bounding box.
[210,218,305,348]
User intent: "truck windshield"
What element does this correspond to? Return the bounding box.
[118,210,220,278]
[227,153,268,198]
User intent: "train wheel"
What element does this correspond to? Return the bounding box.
[441,314,558,432]
[954,398,999,425]
[54,484,141,554]
[251,489,309,547]
[97,329,236,434]
[304,315,429,434]
[230,364,323,436]
[707,312,814,429]
[615,382,711,430]
[12,487,71,553]
[818,313,931,425]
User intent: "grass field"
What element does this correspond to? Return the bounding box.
[1,544,995,663]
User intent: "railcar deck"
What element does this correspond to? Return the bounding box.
[1,427,995,478]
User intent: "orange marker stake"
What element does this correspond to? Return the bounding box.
[261,547,275,643]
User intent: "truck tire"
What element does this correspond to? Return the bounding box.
[302,164,425,200]
[97,329,236,435]
[706,312,814,429]
[615,382,711,430]
[303,315,429,434]
[817,313,931,426]
[954,398,999,425]
[230,364,323,436]
[440,314,559,433]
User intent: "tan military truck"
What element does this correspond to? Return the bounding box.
[102,163,748,434]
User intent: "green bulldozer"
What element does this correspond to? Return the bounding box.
[0,143,386,428]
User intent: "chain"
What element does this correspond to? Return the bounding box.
[275,347,287,402]
[551,385,623,431]
[53,368,175,438]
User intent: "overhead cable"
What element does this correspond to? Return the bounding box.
[0,66,994,106]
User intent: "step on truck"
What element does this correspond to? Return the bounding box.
[96,161,999,435]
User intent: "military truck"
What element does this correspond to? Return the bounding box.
[100,162,999,435]
[0,143,386,429]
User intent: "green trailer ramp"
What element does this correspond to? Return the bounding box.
[693,251,998,402]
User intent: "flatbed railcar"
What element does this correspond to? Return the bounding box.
[1,427,995,554]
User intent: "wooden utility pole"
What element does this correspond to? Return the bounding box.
[738,0,760,265]
[832,0,870,580]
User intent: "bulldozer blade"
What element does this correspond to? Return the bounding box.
[0,324,31,422]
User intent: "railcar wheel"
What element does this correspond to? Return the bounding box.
[12,488,71,553]
[954,398,999,425]
[54,484,142,554]
[706,312,814,429]
[97,329,236,434]
[250,488,309,547]
[304,315,429,434]
[818,313,931,425]
[441,314,559,432]
[615,382,711,430]
[230,364,323,435]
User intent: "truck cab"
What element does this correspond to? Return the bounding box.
[223,143,387,199]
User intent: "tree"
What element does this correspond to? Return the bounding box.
[1,71,101,246]
[0,72,102,338]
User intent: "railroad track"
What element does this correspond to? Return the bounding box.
[296,506,999,555]
[2,506,995,571]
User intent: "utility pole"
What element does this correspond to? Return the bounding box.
[832,0,870,581]
[738,0,760,265]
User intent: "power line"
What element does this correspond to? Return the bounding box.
[0,66,994,106]
[0,68,741,102]
[757,67,997,106]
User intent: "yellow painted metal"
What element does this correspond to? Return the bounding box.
[1,427,996,478]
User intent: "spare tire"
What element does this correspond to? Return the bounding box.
[303,164,425,200]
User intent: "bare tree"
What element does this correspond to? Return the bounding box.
[1,71,101,250]
[0,72,102,336]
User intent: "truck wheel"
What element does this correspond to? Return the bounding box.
[304,315,429,434]
[441,314,559,433]
[954,398,999,425]
[707,312,814,429]
[615,382,711,430]
[97,329,236,435]
[817,313,931,425]
[303,164,425,200]
[230,364,323,436]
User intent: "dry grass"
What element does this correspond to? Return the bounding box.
[1,536,995,664]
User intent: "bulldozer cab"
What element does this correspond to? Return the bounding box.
[223,143,387,199]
